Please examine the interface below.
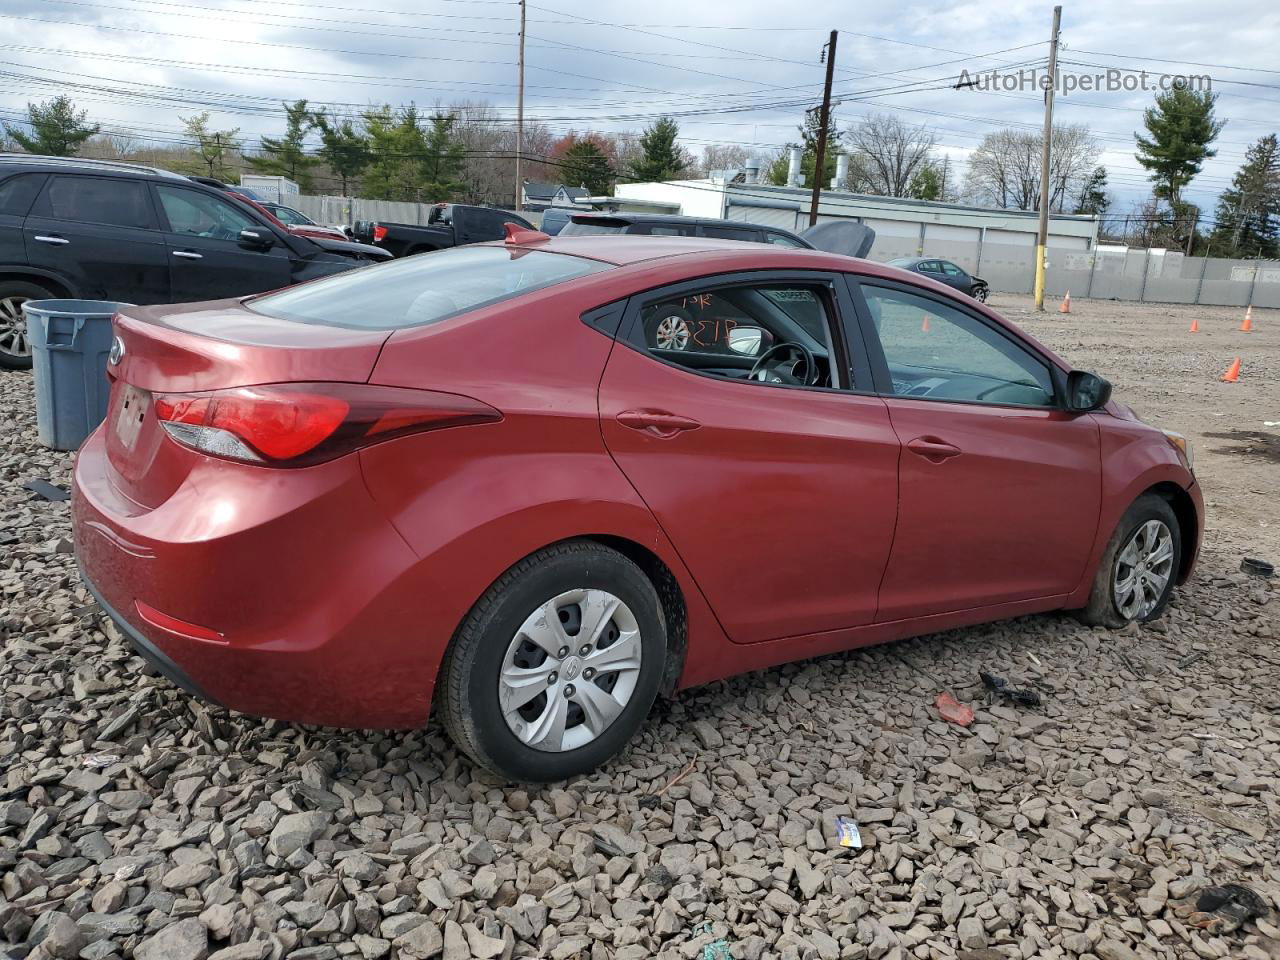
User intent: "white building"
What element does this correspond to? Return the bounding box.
[613,177,1099,294]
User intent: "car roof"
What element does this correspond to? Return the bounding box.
[570,211,798,232]
[0,153,189,181]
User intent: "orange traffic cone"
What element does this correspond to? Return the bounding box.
[1241,306,1253,332]
[921,314,930,333]
[1220,357,1241,382]
[1059,291,1072,314]
[1189,316,1199,333]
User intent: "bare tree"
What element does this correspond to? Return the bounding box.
[698,143,754,178]
[965,124,1099,212]
[841,114,938,197]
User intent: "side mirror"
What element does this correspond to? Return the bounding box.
[1066,370,1112,412]
[239,228,275,250]
[727,325,765,356]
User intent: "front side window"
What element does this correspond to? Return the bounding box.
[156,186,257,240]
[270,205,313,226]
[940,261,964,277]
[43,176,153,229]
[635,282,839,390]
[861,285,1054,407]
[250,246,612,329]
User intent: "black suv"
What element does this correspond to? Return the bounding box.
[0,155,387,369]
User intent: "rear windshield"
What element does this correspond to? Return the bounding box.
[248,246,612,329]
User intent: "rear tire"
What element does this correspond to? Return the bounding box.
[0,281,55,370]
[438,541,667,782]
[1078,494,1181,627]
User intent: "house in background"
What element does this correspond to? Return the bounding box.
[520,182,590,212]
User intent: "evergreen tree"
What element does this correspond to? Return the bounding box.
[247,100,319,191]
[180,112,241,180]
[767,110,841,187]
[1135,87,1223,205]
[1210,134,1280,257]
[561,139,613,196]
[416,112,467,203]
[630,116,687,182]
[361,105,425,202]
[314,111,371,197]
[1073,166,1111,216]
[907,165,942,201]
[4,96,99,156]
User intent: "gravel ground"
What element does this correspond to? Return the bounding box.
[2,295,1278,960]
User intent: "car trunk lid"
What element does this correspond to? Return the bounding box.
[104,300,391,507]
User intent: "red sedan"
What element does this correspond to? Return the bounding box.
[73,232,1202,781]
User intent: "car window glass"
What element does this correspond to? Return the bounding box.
[156,186,257,239]
[920,261,942,273]
[271,205,311,226]
[250,246,612,330]
[0,174,45,217]
[940,262,963,277]
[700,226,758,242]
[630,224,693,236]
[862,285,1054,407]
[43,176,153,229]
[636,283,839,390]
[559,221,626,236]
[765,232,806,248]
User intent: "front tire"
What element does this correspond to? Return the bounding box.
[438,541,667,782]
[0,281,55,370]
[971,285,989,303]
[1078,494,1181,627]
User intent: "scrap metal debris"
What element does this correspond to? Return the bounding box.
[979,671,1043,707]
[22,478,69,502]
[835,816,863,848]
[1191,883,1269,933]
[935,691,974,726]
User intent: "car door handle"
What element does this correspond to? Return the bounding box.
[33,235,69,245]
[906,436,962,463]
[172,250,203,260]
[616,409,701,438]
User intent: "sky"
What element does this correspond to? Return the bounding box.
[0,0,1276,223]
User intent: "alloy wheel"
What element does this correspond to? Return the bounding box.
[499,588,642,753]
[654,315,691,350]
[0,297,31,360]
[1112,519,1174,619]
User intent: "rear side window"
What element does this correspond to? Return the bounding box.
[41,175,154,229]
[249,246,613,329]
[0,174,45,217]
[765,231,806,248]
[700,226,758,242]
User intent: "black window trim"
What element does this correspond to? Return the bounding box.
[615,268,876,395]
[34,172,161,231]
[846,275,1068,412]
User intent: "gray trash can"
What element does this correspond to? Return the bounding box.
[24,300,130,451]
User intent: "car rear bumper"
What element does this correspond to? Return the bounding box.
[72,426,440,729]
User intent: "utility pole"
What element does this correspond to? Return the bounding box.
[515,0,526,211]
[1033,5,1062,311]
[808,30,838,227]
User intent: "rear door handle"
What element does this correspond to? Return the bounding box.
[33,235,69,245]
[616,409,701,438]
[173,250,203,260]
[906,435,962,463]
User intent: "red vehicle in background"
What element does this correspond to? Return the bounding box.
[73,233,1202,782]
[186,176,348,242]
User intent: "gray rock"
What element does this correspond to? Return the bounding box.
[134,918,209,960]
[267,810,330,858]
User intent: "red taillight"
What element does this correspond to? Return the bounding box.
[372,225,387,242]
[152,383,501,467]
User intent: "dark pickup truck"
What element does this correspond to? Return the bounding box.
[352,203,534,257]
